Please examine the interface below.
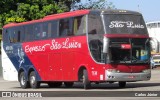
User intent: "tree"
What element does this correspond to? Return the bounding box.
[0,0,114,30]
[0,0,80,29]
[72,0,115,10]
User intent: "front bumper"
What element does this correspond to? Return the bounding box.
[105,70,151,82]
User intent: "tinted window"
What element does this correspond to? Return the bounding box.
[41,22,48,39]
[23,21,59,41]
[88,14,103,35]
[8,28,21,43]
[34,23,42,40]
[88,14,104,63]
[59,18,73,37]
[73,16,86,35]
[16,26,25,42]
[25,25,34,41]
[104,14,148,34]
[4,26,24,43]
[51,21,58,38]
[8,28,15,43]
[3,29,9,43]
[41,21,58,39]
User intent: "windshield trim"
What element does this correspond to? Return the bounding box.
[104,34,149,38]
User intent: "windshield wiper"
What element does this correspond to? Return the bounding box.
[132,59,149,63]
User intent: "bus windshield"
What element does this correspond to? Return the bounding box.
[110,38,150,64]
[103,14,148,34]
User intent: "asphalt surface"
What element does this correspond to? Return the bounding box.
[0,67,160,100]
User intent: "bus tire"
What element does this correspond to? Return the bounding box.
[83,69,91,89]
[119,82,126,88]
[19,72,30,89]
[29,71,40,89]
[64,82,74,88]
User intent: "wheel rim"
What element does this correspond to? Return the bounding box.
[82,75,85,83]
[30,75,36,85]
[20,75,25,86]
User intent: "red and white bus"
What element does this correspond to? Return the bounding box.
[1,9,151,89]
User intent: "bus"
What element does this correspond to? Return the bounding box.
[1,9,151,89]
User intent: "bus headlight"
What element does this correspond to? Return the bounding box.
[107,69,120,73]
[142,69,151,73]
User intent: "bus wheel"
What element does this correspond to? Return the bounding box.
[48,82,62,88]
[118,82,126,88]
[64,82,74,88]
[19,72,30,89]
[29,71,40,89]
[83,69,91,89]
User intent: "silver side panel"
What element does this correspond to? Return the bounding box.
[1,42,18,81]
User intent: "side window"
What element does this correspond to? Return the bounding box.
[8,28,15,43]
[59,18,73,37]
[17,30,21,42]
[89,40,103,62]
[59,19,69,36]
[15,27,25,42]
[47,22,52,38]
[51,20,58,38]
[88,15,104,63]
[88,14,103,35]
[73,16,86,35]
[41,21,58,39]
[68,18,73,36]
[5,27,25,43]
[42,22,48,39]
[34,23,48,40]
[13,28,20,42]
[34,24,41,40]
[19,27,25,42]
[3,29,9,43]
[25,25,34,41]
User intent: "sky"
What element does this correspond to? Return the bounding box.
[107,0,160,22]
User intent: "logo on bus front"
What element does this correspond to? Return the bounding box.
[109,21,144,29]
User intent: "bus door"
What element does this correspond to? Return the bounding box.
[48,53,63,80]
[61,52,75,81]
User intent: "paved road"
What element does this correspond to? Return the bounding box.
[0,69,159,100]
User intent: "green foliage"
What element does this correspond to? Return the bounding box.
[0,0,114,30]
[73,0,115,10]
[0,0,80,30]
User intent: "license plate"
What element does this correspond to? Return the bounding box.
[128,75,135,79]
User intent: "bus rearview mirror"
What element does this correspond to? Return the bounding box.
[103,37,109,54]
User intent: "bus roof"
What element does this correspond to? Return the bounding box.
[89,9,141,15]
[3,9,142,29]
